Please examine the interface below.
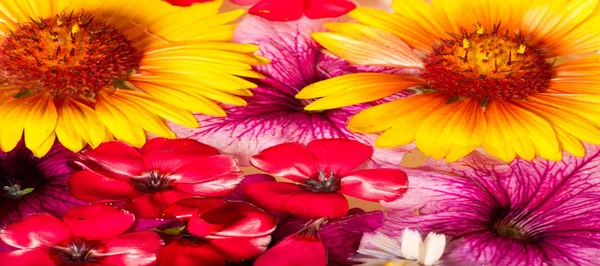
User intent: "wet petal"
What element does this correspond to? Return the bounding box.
[100,231,164,266]
[62,204,135,241]
[171,155,244,196]
[75,141,144,180]
[157,240,225,266]
[68,170,138,202]
[123,190,193,219]
[250,143,318,182]
[0,213,70,249]
[307,138,373,176]
[339,168,408,202]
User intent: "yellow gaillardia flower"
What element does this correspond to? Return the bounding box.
[0,0,266,156]
[296,0,600,162]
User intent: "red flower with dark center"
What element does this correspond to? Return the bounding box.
[245,139,408,218]
[230,0,356,21]
[68,138,244,218]
[0,204,163,265]
[158,198,277,266]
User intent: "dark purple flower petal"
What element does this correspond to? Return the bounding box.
[0,142,84,227]
[381,146,600,266]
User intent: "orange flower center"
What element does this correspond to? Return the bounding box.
[0,12,141,102]
[421,25,555,102]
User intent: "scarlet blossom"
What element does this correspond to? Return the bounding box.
[0,142,83,227]
[158,198,276,266]
[163,0,213,6]
[0,204,163,265]
[255,209,383,266]
[244,139,408,218]
[68,138,244,218]
[231,0,356,21]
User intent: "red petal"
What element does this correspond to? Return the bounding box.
[225,174,277,202]
[75,141,144,180]
[62,204,135,240]
[157,240,225,266]
[243,182,348,218]
[339,169,409,202]
[161,198,226,220]
[163,0,214,6]
[0,214,70,249]
[123,190,193,219]
[304,0,356,19]
[250,143,318,182]
[171,155,244,196]
[99,231,164,266]
[249,0,305,21]
[0,250,54,266]
[207,235,272,262]
[254,231,326,266]
[141,138,220,173]
[307,139,373,176]
[231,0,259,5]
[68,170,138,202]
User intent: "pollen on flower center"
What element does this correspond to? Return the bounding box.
[303,170,341,192]
[51,238,101,264]
[131,170,175,193]
[421,24,555,102]
[0,11,141,102]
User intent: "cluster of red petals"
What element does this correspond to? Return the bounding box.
[163,0,213,6]
[0,204,163,265]
[245,139,409,218]
[69,138,244,218]
[243,0,356,21]
[158,198,276,266]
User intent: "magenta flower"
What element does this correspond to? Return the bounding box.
[255,209,383,266]
[0,204,163,265]
[172,15,412,166]
[377,146,600,266]
[244,139,408,218]
[69,138,244,218]
[0,142,82,227]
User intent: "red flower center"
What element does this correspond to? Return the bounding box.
[302,170,341,192]
[131,170,175,193]
[421,24,555,102]
[50,238,103,264]
[0,11,141,102]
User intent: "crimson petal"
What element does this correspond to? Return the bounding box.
[225,174,277,202]
[68,170,138,202]
[62,204,134,240]
[157,239,225,266]
[75,141,144,180]
[0,213,70,249]
[123,190,193,219]
[250,143,318,182]
[254,230,327,266]
[304,0,356,19]
[142,138,219,157]
[0,249,54,266]
[162,198,226,220]
[339,168,409,202]
[307,139,373,176]
[99,231,164,266]
[249,0,305,21]
[243,182,348,218]
[171,155,244,196]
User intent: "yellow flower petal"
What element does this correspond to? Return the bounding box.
[24,95,58,156]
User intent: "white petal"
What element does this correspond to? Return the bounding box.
[400,228,423,260]
[419,232,446,266]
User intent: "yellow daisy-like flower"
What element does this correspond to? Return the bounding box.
[296,0,600,162]
[0,0,266,156]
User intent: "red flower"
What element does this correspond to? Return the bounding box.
[245,139,408,218]
[163,0,213,6]
[158,198,276,265]
[232,0,356,21]
[0,204,163,265]
[69,138,244,218]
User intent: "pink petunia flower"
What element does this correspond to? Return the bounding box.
[244,139,408,218]
[376,145,600,265]
[68,138,244,218]
[158,198,276,265]
[0,204,163,265]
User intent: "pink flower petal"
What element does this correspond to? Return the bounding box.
[307,139,373,176]
[162,198,226,220]
[249,0,305,21]
[254,230,326,266]
[163,0,214,7]
[231,0,259,5]
[62,204,135,241]
[75,141,144,180]
[171,155,244,197]
[99,231,164,266]
[123,190,193,219]
[250,143,319,182]
[339,168,408,202]
[68,170,138,202]
[0,249,54,266]
[304,0,356,19]
[157,240,225,266]
[243,182,348,218]
[0,213,70,249]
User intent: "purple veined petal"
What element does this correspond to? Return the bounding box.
[0,142,85,227]
[171,16,414,167]
[378,145,600,266]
